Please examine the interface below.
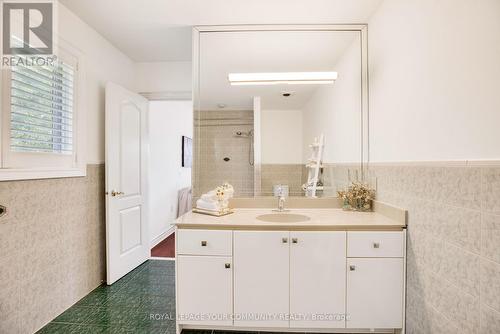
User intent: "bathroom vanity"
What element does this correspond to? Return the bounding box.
[175,205,407,334]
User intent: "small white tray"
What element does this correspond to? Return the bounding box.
[192,208,234,217]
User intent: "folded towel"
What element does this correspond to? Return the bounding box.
[196,198,228,212]
[201,190,217,201]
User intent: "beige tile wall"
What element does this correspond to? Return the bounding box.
[260,164,305,196]
[0,165,105,334]
[193,110,254,198]
[334,164,500,333]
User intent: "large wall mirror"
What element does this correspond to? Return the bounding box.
[193,25,369,199]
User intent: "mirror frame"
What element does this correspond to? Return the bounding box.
[192,24,369,196]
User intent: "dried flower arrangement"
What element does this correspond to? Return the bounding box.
[337,182,376,212]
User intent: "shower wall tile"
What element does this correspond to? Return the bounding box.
[193,110,255,198]
[0,164,105,334]
[364,164,500,333]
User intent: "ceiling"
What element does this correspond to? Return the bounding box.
[199,30,360,110]
[59,0,382,62]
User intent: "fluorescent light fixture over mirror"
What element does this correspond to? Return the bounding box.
[228,72,338,86]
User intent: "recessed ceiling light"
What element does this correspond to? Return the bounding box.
[228,72,337,86]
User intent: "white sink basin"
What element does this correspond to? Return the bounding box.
[256,213,311,223]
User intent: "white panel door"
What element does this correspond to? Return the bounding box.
[346,258,404,329]
[234,231,290,328]
[290,231,346,328]
[177,255,233,326]
[105,82,149,284]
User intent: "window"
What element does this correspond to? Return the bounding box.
[10,58,74,155]
[1,47,85,181]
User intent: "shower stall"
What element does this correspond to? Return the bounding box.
[193,110,255,198]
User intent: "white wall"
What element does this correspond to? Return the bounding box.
[261,109,303,164]
[58,4,137,164]
[302,39,362,163]
[135,61,192,93]
[368,0,500,162]
[149,100,193,243]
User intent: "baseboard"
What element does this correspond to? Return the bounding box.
[150,225,175,248]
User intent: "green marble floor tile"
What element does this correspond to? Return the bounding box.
[122,283,176,297]
[52,306,93,324]
[141,295,176,310]
[85,306,137,327]
[41,260,177,334]
[36,323,79,334]
[76,287,115,307]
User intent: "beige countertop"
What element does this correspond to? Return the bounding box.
[175,208,407,231]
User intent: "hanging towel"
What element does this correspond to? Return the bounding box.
[177,187,192,217]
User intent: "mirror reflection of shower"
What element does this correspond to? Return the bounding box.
[234,130,254,166]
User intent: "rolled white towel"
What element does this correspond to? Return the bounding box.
[196,198,228,212]
[201,190,217,201]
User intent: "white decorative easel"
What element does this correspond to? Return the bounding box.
[303,134,325,198]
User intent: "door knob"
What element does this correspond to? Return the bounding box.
[201,241,207,246]
[225,263,231,269]
[109,190,124,197]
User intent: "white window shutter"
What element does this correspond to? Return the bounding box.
[10,59,75,154]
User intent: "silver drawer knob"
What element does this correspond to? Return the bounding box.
[292,238,298,244]
[225,263,231,269]
[201,241,207,246]
[373,242,380,248]
[349,265,356,271]
[282,237,288,243]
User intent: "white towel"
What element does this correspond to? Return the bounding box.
[196,198,227,212]
[201,190,217,201]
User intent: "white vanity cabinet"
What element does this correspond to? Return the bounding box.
[176,227,406,333]
[289,231,346,329]
[346,231,405,329]
[346,258,404,329]
[177,255,233,326]
[176,229,233,326]
[233,231,290,327]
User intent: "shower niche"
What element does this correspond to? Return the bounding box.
[193,25,369,199]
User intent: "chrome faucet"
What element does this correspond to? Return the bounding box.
[278,195,286,212]
[275,185,288,212]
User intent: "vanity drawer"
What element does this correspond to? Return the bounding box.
[347,231,404,258]
[177,229,232,256]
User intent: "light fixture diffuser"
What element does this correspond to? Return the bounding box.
[228,72,338,85]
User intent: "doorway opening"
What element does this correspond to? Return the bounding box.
[148,100,193,259]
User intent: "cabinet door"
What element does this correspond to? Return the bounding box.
[290,231,346,328]
[177,255,233,326]
[346,258,404,329]
[234,231,290,328]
